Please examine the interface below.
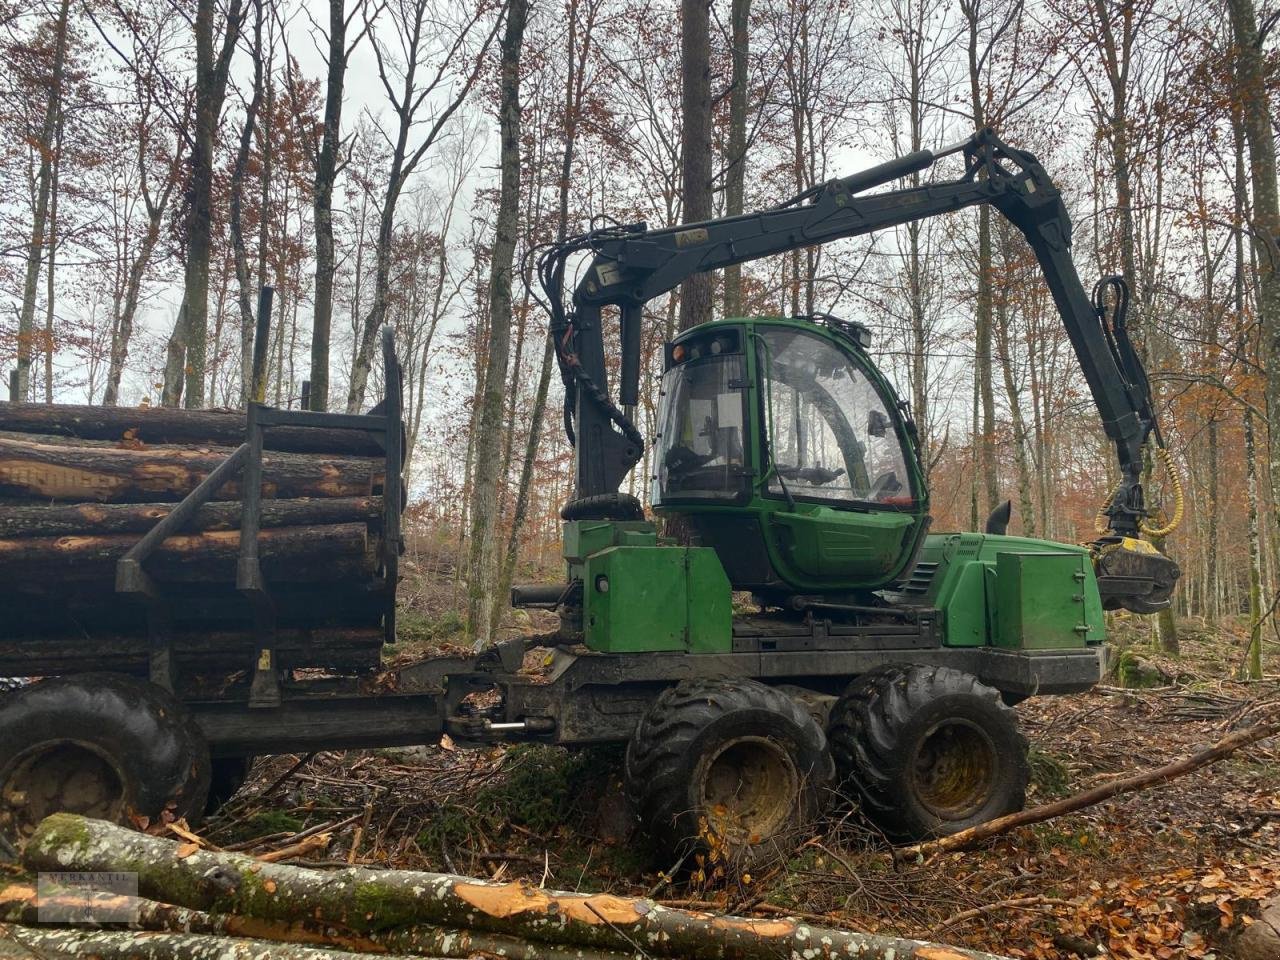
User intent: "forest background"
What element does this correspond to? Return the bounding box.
[1,0,1277,656]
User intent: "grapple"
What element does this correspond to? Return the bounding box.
[1093,537,1181,615]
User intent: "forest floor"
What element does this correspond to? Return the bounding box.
[199,553,1280,960]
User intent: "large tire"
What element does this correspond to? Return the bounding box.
[0,674,211,838]
[625,678,834,864]
[828,664,1028,841]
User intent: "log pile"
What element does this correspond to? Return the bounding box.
[4,814,1009,960]
[0,404,398,679]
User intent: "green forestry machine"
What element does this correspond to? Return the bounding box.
[0,129,1180,864]
[505,127,1181,854]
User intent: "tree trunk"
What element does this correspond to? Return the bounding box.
[993,266,1035,536]
[0,435,381,502]
[21,815,1008,960]
[678,0,713,332]
[0,889,634,960]
[308,0,350,413]
[1246,406,1264,678]
[0,926,419,960]
[467,0,529,647]
[229,0,265,406]
[963,0,997,517]
[43,107,62,404]
[721,0,750,319]
[16,0,71,402]
[167,0,245,408]
[103,186,173,406]
[491,334,554,635]
[1229,0,1280,574]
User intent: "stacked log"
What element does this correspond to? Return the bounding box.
[0,403,399,680]
[4,814,1010,960]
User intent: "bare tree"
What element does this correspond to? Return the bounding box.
[678,0,713,331]
[345,0,504,413]
[283,0,377,411]
[160,0,245,407]
[467,0,529,647]
[721,0,750,318]
[15,0,71,401]
[1228,0,1280,575]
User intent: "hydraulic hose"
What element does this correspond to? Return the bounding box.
[1139,445,1184,538]
[1093,444,1185,538]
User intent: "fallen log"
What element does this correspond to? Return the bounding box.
[0,497,381,538]
[898,708,1280,861]
[0,435,381,503]
[23,814,1006,960]
[0,884,634,960]
[0,403,386,456]
[0,523,371,582]
[0,925,423,960]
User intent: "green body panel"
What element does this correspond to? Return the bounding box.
[563,520,657,568]
[771,507,916,580]
[992,552,1097,649]
[903,532,1105,650]
[564,519,732,654]
[582,547,732,653]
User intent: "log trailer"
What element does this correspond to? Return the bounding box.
[0,129,1180,860]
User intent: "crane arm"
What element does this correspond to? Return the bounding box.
[543,128,1163,547]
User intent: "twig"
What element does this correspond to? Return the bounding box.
[930,896,1072,935]
[255,833,331,864]
[584,899,652,960]
[258,753,318,799]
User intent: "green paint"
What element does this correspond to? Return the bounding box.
[993,552,1097,650]
[900,532,1104,649]
[583,546,731,653]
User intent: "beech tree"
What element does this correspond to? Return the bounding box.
[161,0,245,408]
[678,0,712,331]
[345,0,504,413]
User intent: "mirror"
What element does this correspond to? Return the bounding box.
[867,409,889,438]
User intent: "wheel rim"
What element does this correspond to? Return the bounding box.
[910,718,997,821]
[699,736,799,848]
[3,742,126,836]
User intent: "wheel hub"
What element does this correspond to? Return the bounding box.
[3,742,126,836]
[700,736,799,848]
[910,718,997,821]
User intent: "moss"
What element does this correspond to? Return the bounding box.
[384,608,466,657]
[1113,647,1169,689]
[1028,747,1071,798]
[417,745,615,852]
[352,880,427,931]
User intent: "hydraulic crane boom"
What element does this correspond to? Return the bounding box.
[537,127,1178,607]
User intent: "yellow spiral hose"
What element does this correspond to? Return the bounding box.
[1093,445,1185,539]
[1139,445,1185,538]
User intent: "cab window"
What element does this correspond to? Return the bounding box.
[757,327,912,507]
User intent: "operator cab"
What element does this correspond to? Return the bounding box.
[654,317,929,598]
